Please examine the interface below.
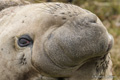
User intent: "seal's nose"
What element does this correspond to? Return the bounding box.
[106,34,114,52]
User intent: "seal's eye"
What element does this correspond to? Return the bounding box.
[18,35,33,47]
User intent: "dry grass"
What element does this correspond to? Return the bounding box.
[111,37,120,80]
[109,28,120,80]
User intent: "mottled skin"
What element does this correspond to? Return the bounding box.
[0,2,113,80]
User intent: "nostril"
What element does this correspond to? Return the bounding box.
[90,20,96,23]
[86,14,97,23]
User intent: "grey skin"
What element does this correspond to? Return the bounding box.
[0,2,113,80]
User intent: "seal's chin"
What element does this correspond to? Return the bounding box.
[106,34,114,52]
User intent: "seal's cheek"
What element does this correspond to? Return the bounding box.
[31,39,78,77]
[15,48,32,70]
[31,40,60,76]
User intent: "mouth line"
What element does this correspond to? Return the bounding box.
[106,43,112,52]
[106,39,113,52]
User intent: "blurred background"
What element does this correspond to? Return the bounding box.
[26,0,120,80]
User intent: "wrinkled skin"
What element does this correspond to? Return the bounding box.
[0,2,113,80]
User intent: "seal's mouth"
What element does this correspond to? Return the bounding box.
[106,34,114,52]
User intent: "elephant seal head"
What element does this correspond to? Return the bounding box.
[0,2,113,79]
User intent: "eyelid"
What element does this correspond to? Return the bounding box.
[19,35,33,41]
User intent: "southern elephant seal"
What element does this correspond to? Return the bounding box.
[0,2,113,80]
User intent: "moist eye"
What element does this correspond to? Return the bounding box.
[18,35,33,47]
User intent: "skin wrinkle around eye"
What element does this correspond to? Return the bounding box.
[17,35,33,47]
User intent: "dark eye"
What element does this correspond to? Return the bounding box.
[18,35,33,47]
